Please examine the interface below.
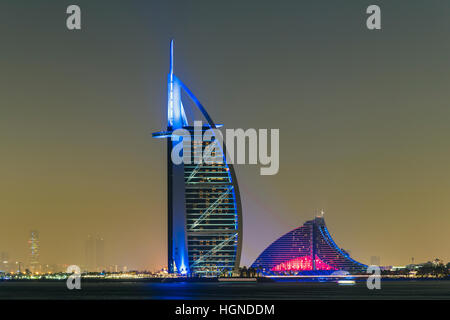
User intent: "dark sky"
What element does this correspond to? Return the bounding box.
[1,0,450,270]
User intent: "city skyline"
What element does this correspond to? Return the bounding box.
[2,226,447,272]
[1,1,450,270]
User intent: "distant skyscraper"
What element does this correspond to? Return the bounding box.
[153,40,243,277]
[85,235,105,272]
[17,261,23,273]
[95,237,105,272]
[85,235,95,271]
[370,256,381,266]
[0,252,9,273]
[28,230,40,273]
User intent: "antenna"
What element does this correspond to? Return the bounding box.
[169,39,174,76]
[316,209,325,218]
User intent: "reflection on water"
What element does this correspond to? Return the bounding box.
[0,280,449,300]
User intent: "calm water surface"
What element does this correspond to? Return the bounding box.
[0,280,449,300]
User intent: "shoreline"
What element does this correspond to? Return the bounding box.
[1,276,449,283]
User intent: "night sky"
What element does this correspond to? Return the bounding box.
[1,0,450,270]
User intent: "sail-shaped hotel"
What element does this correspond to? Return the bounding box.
[153,41,243,276]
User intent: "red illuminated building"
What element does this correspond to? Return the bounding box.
[251,216,367,274]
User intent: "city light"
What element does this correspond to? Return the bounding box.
[272,256,336,272]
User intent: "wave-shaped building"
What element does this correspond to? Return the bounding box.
[251,215,367,274]
[153,41,242,277]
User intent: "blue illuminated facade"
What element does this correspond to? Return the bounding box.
[153,41,242,276]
